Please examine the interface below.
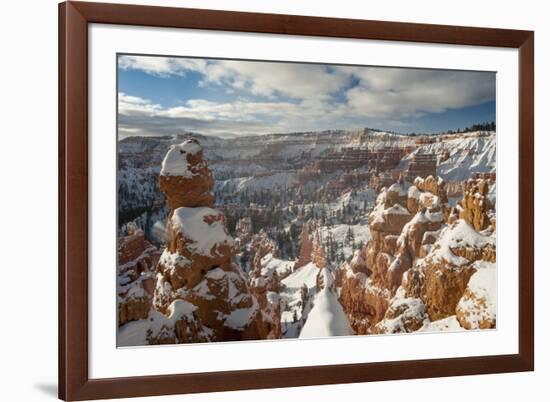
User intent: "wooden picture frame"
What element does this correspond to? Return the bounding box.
[59,1,534,400]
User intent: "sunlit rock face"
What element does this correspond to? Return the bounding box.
[338,263,390,334]
[402,219,496,321]
[338,172,497,335]
[294,221,313,271]
[159,139,215,209]
[152,140,270,343]
[456,178,493,231]
[363,177,448,294]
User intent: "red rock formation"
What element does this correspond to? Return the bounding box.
[249,275,282,339]
[338,176,453,333]
[159,139,214,209]
[402,219,496,321]
[374,290,428,334]
[365,186,413,290]
[153,140,270,342]
[338,263,390,334]
[406,152,437,180]
[456,263,496,329]
[407,176,448,214]
[458,178,493,231]
[311,231,327,268]
[117,225,160,326]
[294,222,313,270]
[349,249,369,275]
[248,229,278,274]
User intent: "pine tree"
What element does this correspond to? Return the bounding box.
[346,226,355,245]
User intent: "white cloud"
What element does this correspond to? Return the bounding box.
[341,67,495,117]
[118,55,206,77]
[118,93,163,115]
[119,93,298,122]
[118,56,495,137]
[200,60,350,100]
[117,93,318,137]
[119,55,350,100]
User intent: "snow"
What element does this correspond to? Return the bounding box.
[375,288,427,334]
[457,261,496,328]
[398,132,496,182]
[160,140,203,177]
[118,299,198,347]
[223,304,258,330]
[204,267,227,280]
[281,262,321,290]
[171,207,234,256]
[350,249,365,267]
[168,299,198,318]
[428,219,495,266]
[158,250,190,276]
[266,291,279,305]
[487,182,497,207]
[408,185,421,200]
[386,204,410,215]
[202,268,246,303]
[420,316,465,332]
[388,181,410,196]
[318,223,372,260]
[369,201,411,226]
[299,286,355,338]
[260,253,293,278]
[422,192,441,209]
[215,172,297,194]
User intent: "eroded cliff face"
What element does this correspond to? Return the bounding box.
[249,229,279,274]
[338,264,390,333]
[453,178,494,231]
[339,174,497,335]
[117,224,160,326]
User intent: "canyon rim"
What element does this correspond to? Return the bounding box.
[116,54,497,346]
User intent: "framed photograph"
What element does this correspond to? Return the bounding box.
[59,1,534,400]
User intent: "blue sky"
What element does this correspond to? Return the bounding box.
[117,54,496,138]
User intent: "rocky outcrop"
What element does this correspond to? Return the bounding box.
[366,188,413,290]
[374,289,428,334]
[249,276,282,339]
[249,229,279,274]
[457,178,493,231]
[159,139,214,209]
[407,176,448,214]
[402,219,496,321]
[117,224,160,326]
[294,222,313,270]
[338,175,497,334]
[349,249,369,275]
[152,140,270,342]
[338,263,390,334]
[365,177,447,293]
[456,261,496,329]
[311,231,327,268]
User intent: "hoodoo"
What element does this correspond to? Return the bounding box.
[150,140,271,343]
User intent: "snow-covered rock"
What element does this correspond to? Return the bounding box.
[299,285,354,338]
[159,139,215,209]
[151,140,270,343]
[117,226,160,326]
[456,261,497,329]
[403,219,496,320]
